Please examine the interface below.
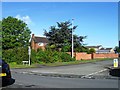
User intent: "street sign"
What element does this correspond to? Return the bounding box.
[113,59,118,68]
[28,46,31,55]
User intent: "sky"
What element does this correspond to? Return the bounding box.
[2,2,118,48]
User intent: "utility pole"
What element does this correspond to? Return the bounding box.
[72,19,74,58]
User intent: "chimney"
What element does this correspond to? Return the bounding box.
[32,34,34,38]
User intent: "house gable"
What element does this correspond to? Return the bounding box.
[31,34,48,51]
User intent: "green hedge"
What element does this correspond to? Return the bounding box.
[2,47,29,64]
[36,49,75,63]
[2,48,75,64]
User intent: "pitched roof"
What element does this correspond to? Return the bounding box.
[96,50,110,53]
[33,36,48,43]
[100,48,112,50]
[86,45,102,48]
[96,48,114,53]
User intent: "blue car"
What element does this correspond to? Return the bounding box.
[0,59,15,86]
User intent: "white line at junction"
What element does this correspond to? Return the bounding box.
[81,69,108,78]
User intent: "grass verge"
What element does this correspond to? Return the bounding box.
[43,58,114,66]
[9,58,114,68]
[9,63,37,69]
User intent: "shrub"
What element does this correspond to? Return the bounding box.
[2,47,75,64]
[31,49,37,63]
[36,49,75,63]
[87,48,96,54]
[2,47,29,64]
[60,52,75,62]
[36,49,53,63]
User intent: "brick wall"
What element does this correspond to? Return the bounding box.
[93,53,118,59]
[76,53,91,60]
[67,52,118,60]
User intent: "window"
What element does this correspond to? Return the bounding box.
[38,42,44,46]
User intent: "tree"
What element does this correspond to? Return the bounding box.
[88,48,96,54]
[44,21,87,52]
[2,16,31,50]
[114,46,120,54]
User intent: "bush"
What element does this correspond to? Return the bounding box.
[31,49,37,63]
[60,52,75,62]
[36,49,75,63]
[87,48,96,54]
[2,47,75,64]
[2,47,29,64]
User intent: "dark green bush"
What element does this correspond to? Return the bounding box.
[2,47,29,64]
[60,52,75,62]
[2,47,38,64]
[36,49,75,63]
[31,49,37,63]
[2,47,75,64]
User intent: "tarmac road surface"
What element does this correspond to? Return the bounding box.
[2,59,120,89]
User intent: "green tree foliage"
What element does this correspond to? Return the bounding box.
[74,46,89,52]
[87,48,96,54]
[36,49,75,63]
[44,21,87,52]
[2,47,37,64]
[114,46,120,53]
[2,16,31,50]
[2,47,29,64]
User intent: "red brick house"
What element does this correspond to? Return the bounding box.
[31,34,48,51]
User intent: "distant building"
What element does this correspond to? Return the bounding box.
[96,48,115,53]
[86,45,103,51]
[86,45,115,53]
[31,34,48,51]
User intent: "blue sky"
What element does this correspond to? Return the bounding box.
[2,2,118,48]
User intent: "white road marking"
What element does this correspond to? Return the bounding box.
[81,69,108,78]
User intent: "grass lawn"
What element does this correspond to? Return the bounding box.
[9,58,114,69]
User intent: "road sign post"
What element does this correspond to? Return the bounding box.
[28,46,31,66]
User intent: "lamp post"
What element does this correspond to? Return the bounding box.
[72,19,74,58]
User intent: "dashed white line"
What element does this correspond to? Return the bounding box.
[81,69,108,78]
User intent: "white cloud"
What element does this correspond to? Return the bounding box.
[15,15,20,19]
[15,14,32,25]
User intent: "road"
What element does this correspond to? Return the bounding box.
[2,60,120,89]
[2,72,119,88]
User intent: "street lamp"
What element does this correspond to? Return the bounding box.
[72,19,74,58]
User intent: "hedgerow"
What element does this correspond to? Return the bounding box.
[36,49,75,63]
[2,47,29,64]
[2,48,75,64]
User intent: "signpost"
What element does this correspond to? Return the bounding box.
[28,46,31,66]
